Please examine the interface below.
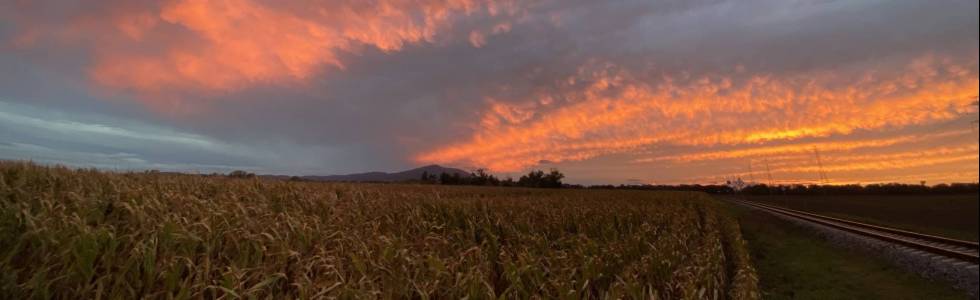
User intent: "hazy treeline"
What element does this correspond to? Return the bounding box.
[582,184,735,194]
[420,169,566,188]
[739,183,979,195]
[590,183,978,195]
[222,167,977,195]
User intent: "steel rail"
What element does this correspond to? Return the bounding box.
[733,199,979,264]
[747,200,979,249]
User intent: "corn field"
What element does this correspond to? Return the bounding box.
[0,161,758,299]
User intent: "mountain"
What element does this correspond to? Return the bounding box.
[302,164,470,182]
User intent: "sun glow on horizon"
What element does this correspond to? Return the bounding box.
[2,0,978,184]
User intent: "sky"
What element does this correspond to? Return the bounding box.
[1,0,978,185]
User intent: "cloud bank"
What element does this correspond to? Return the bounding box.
[1,0,977,184]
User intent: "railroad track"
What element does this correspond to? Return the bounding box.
[732,198,979,264]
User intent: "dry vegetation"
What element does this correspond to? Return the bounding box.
[0,161,757,299]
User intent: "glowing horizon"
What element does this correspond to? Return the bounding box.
[1,0,977,185]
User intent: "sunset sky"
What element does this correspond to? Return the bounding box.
[1,0,978,185]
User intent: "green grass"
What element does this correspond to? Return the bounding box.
[724,201,968,300]
[746,194,978,242]
[0,161,758,299]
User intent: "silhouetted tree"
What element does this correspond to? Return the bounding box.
[542,169,564,188]
[517,169,564,188]
[424,168,572,188]
[518,170,545,187]
[501,176,516,187]
[469,168,500,186]
[228,170,255,179]
[421,171,439,183]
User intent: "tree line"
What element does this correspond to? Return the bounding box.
[420,168,566,188]
[738,183,978,195]
[587,182,978,195]
[224,167,977,194]
[583,184,735,194]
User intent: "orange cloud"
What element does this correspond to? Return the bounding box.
[468,21,512,47]
[469,31,488,47]
[773,145,978,173]
[416,55,979,172]
[662,142,978,185]
[636,129,974,163]
[10,0,526,94]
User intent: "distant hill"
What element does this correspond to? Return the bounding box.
[302,164,470,182]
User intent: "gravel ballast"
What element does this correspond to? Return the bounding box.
[735,201,979,298]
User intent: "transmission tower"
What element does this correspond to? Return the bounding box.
[813,147,829,184]
[763,158,774,186]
